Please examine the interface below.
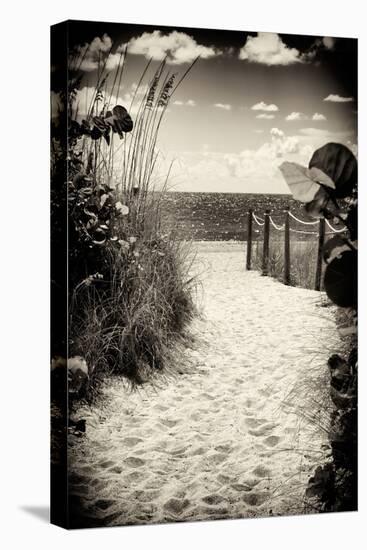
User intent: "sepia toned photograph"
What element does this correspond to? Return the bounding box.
[50,20,357,529]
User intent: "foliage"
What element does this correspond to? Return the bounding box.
[51,50,197,394]
[252,239,319,290]
[280,142,358,512]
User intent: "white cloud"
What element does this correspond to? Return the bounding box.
[127,30,219,64]
[151,121,356,193]
[312,113,327,121]
[299,127,334,136]
[270,127,284,138]
[285,112,308,121]
[173,99,196,107]
[298,128,353,141]
[213,103,232,111]
[256,113,275,119]
[130,82,149,97]
[70,34,115,72]
[161,128,313,193]
[324,94,354,103]
[251,102,279,112]
[72,83,150,118]
[239,33,303,65]
[322,37,336,50]
[346,141,358,157]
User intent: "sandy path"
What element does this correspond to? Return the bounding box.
[69,242,339,527]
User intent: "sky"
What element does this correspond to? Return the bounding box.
[53,20,358,194]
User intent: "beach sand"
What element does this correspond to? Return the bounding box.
[68,241,340,527]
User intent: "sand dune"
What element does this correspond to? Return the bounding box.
[69,241,340,527]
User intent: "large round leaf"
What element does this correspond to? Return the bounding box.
[309,143,357,199]
[323,235,350,264]
[279,162,320,202]
[113,105,133,132]
[324,250,357,307]
[105,105,134,138]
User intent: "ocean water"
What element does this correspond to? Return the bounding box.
[161,192,311,241]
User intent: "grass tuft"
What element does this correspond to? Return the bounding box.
[63,54,199,396]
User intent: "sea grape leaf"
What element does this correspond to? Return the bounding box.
[279,161,320,203]
[308,166,336,190]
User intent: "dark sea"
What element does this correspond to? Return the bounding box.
[161,192,312,241]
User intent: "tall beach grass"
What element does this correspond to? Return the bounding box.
[252,238,324,290]
[65,51,199,394]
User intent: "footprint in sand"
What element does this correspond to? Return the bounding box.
[201,392,216,401]
[197,506,229,518]
[159,419,179,428]
[80,465,95,474]
[126,417,141,425]
[217,474,234,484]
[92,479,112,491]
[99,459,115,468]
[202,494,226,505]
[109,465,123,474]
[242,492,268,506]
[207,453,227,465]
[153,404,170,412]
[249,422,278,437]
[245,417,267,428]
[253,465,272,478]
[132,490,161,503]
[125,456,145,468]
[259,387,273,397]
[70,485,88,496]
[69,472,88,485]
[90,478,102,487]
[171,447,187,457]
[189,446,206,456]
[231,483,252,492]
[126,471,145,482]
[214,443,232,453]
[163,498,191,515]
[123,437,143,447]
[95,499,116,510]
[264,435,280,447]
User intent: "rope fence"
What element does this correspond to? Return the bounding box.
[252,213,265,226]
[325,218,348,233]
[247,208,348,290]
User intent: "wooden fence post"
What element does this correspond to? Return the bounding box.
[262,210,270,276]
[284,208,290,285]
[315,217,326,291]
[246,209,253,270]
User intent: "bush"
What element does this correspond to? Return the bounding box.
[51,52,198,395]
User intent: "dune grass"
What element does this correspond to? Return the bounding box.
[252,238,322,290]
[64,53,198,395]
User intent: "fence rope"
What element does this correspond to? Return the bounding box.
[325,218,347,233]
[269,216,285,231]
[288,211,319,225]
[252,210,346,235]
[252,213,265,226]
